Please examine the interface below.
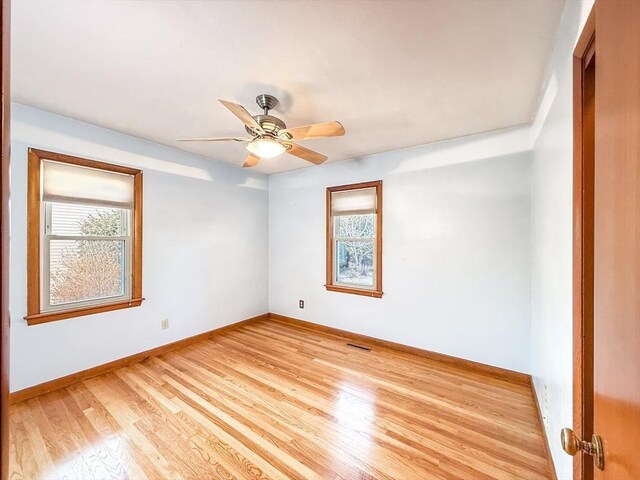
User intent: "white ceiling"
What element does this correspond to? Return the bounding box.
[12,0,564,174]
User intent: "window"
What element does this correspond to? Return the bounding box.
[326,181,382,298]
[26,149,143,325]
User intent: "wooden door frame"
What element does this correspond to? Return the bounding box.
[0,0,9,478]
[572,7,596,480]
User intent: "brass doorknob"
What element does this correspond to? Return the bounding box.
[561,428,605,470]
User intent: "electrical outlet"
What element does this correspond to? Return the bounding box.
[161,319,169,330]
[299,300,304,309]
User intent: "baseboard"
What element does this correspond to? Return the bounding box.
[531,380,558,480]
[9,313,269,404]
[268,312,532,386]
[10,311,532,403]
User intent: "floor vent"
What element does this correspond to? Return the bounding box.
[347,343,372,352]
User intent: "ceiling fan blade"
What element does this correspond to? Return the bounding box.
[176,136,252,142]
[219,99,265,135]
[284,142,328,165]
[242,153,260,168]
[279,121,345,141]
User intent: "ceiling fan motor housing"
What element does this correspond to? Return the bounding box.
[245,94,288,137]
[246,114,287,136]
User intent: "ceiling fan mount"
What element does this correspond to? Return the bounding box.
[255,93,279,113]
[177,93,345,168]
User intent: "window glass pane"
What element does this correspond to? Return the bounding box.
[335,214,375,238]
[336,240,375,287]
[49,239,125,306]
[50,203,125,236]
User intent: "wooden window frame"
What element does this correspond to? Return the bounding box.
[25,149,143,326]
[325,180,383,298]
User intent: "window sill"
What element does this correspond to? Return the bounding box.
[325,285,383,298]
[24,297,144,326]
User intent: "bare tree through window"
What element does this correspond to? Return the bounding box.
[335,214,375,286]
[49,205,126,306]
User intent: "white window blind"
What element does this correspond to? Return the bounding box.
[42,160,134,208]
[331,187,377,216]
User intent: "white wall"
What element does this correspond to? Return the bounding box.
[9,103,269,392]
[269,127,533,373]
[529,1,595,478]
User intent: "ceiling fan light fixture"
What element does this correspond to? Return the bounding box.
[246,136,286,159]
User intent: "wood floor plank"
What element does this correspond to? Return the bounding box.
[196,342,528,478]
[9,319,551,479]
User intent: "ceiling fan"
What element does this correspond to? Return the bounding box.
[177,94,345,168]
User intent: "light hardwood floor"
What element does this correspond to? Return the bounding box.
[9,318,551,479]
